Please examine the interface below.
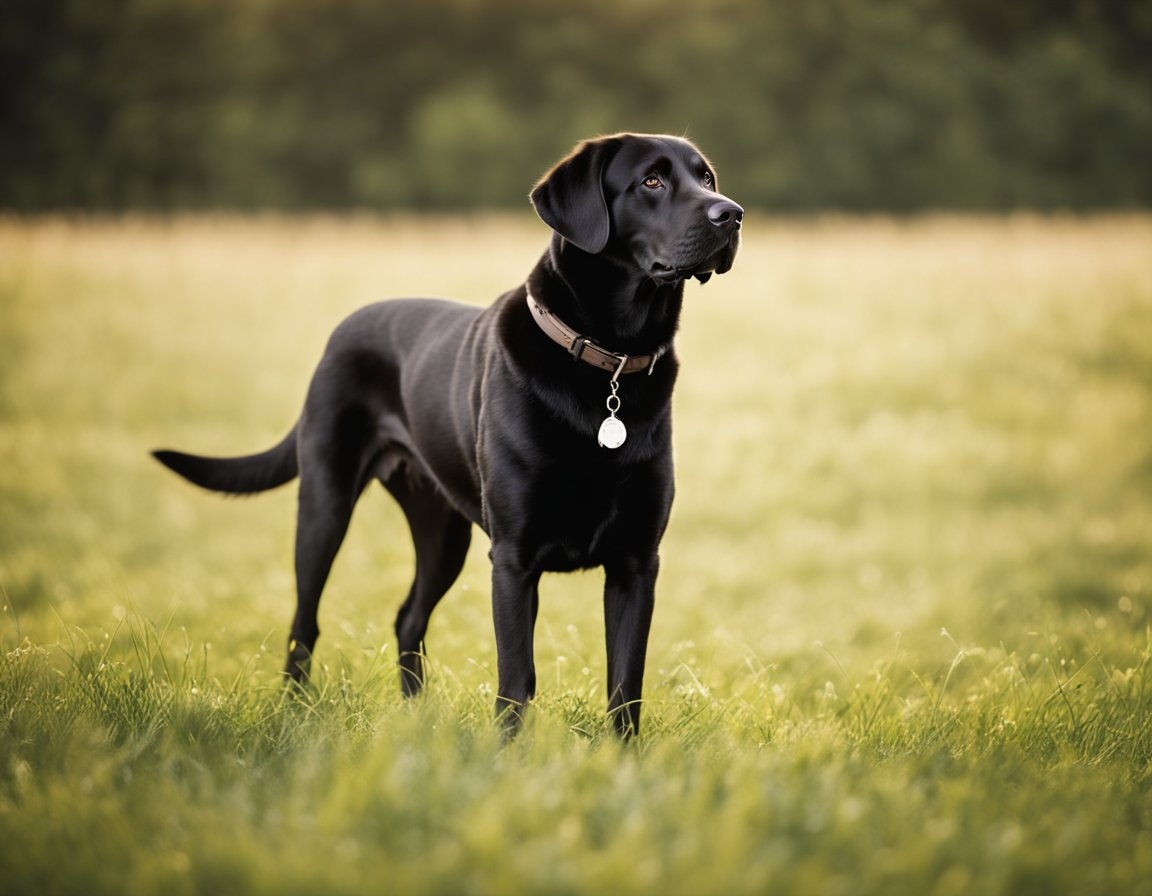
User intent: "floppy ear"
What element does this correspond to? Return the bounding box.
[530,137,621,254]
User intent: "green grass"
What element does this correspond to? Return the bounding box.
[1,214,1151,895]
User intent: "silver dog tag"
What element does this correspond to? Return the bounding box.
[598,415,627,449]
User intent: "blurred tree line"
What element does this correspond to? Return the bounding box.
[2,0,1150,211]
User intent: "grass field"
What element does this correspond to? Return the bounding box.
[1,214,1150,895]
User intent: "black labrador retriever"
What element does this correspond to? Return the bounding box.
[154,133,742,737]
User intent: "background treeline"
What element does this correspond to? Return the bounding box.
[2,0,1150,212]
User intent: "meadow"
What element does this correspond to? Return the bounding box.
[1,214,1150,895]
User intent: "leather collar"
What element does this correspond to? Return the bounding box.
[525,289,665,379]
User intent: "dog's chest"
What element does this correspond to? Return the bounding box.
[509,461,664,572]
[535,494,619,571]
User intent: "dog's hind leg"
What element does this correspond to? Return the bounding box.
[285,474,361,683]
[284,410,375,684]
[385,466,472,696]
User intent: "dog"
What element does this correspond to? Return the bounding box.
[154,133,742,737]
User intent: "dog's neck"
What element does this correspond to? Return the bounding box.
[529,234,685,358]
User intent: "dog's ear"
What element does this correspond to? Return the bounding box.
[530,137,622,255]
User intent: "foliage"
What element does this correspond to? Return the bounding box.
[1,215,1151,893]
[1,0,1150,211]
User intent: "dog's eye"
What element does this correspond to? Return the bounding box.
[643,174,663,190]
[703,171,714,188]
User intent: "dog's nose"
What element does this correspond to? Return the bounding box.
[708,199,744,232]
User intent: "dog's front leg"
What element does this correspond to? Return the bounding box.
[603,556,658,738]
[490,547,541,735]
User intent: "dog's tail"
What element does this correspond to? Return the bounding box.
[152,426,299,495]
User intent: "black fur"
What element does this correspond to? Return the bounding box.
[153,133,742,737]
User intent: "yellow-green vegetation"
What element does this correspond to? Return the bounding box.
[1,215,1150,895]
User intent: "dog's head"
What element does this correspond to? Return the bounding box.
[530,134,742,285]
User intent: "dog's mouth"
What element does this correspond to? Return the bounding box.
[650,262,697,284]
[650,234,740,286]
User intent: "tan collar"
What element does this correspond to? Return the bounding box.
[526,289,665,380]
